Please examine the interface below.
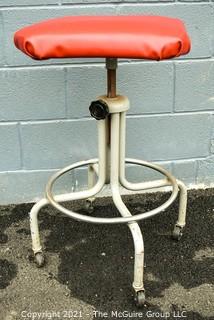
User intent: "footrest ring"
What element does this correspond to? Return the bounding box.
[45,159,179,224]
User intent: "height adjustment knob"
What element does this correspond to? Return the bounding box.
[89,100,109,120]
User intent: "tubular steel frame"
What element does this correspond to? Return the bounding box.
[29,58,187,299]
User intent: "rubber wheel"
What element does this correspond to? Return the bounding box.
[172,225,183,241]
[85,200,94,214]
[35,252,45,268]
[135,290,146,307]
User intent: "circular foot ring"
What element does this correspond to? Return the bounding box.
[45,159,179,224]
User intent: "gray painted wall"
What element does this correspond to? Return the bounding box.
[0,1,213,204]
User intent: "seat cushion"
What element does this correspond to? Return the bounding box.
[14,15,191,61]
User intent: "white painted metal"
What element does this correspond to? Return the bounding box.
[87,164,97,204]
[30,159,102,253]
[45,162,179,223]
[30,198,47,253]
[110,112,144,292]
[119,112,171,190]
[29,119,107,254]
[97,95,130,113]
[176,179,188,227]
[42,97,179,224]
[91,163,99,176]
[29,92,187,299]
[119,111,187,227]
[104,117,111,184]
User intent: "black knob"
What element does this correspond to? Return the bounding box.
[89,100,109,120]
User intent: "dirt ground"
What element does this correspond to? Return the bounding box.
[0,189,213,320]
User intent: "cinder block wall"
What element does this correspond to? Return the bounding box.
[0,1,213,204]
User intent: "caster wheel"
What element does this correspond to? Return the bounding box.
[134,290,146,307]
[172,225,183,241]
[35,252,45,268]
[85,200,94,214]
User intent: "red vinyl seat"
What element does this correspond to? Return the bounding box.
[14,15,191,61]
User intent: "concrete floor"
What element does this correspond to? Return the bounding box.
[0,189,213,320]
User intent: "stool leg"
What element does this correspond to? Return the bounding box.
[110,113,145,306]
[30,175,107,268]
[85,117,109,213]
[29,119,107,266]
[119,111,188,241]
[29,198,48,267]
[172,179,187,240]
[88,164,97,189]
[85,164,97,213]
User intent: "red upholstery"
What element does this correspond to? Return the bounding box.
[14,16,191,60]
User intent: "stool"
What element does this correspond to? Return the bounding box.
[14,15,191,306]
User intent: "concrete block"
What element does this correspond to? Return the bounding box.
[2,5,116,67]
[118,3,213,59]
[0,1,213,205]
[0,123,21,170]
[0,169,76,205]
[66,62,174,118]
[0,0,60,6]
[62,0,173,3]
[172,160,197,184]
[20,119,97,169]
[211,37,214,57]
[211,115,214,153]
[126,161,172,183]
[73,161,172,192]
[126,113,212,161]
[0,12,5,65]
[211,2,214,56]
[175,61,214,112]
[0,67,66,121]
[179,0,209,2]
[118,62,174,114]
[0,160,171,205]
[0,170,54,205]
[72,167,88,191]
[66,65,105,118]
[197,156,214,185]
